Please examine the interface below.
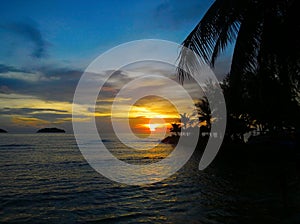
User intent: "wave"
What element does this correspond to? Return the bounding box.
[0,144,32,148]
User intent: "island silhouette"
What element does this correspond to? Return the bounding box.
[0,128,7,133]
[36,128,65,133]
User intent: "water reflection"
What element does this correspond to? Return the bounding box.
[1,134,300,223]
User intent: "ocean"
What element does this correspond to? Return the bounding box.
[1,133,300,223]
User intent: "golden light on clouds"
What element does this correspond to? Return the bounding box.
[0,93,72,112]
[129,96,179,119]
[11,117,49,127]
[129,96,179,135]
[0,78,192,132]
[0,93,77,128]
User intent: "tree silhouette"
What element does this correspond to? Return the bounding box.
[179,113,190,130]
[179,113,200,136]
[178,0,300,132]
[170,123,181,137]
[195,96,212,130]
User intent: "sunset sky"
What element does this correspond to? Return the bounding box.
[0,0,231,133]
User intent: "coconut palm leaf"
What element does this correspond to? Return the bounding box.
[178,0,244,81]
[178,0,299,89]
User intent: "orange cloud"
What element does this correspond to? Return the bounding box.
[12,116,49,127]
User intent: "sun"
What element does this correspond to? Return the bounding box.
[148,123,160,132]
[128,96,180,135]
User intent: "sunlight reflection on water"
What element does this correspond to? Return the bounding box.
[1,134,300,223]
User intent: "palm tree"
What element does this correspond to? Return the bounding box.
[178,0,300,129]
[195,96,212,130]
[170,123,181,136]
[179,113,190,129]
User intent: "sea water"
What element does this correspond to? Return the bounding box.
[1,133,299,223]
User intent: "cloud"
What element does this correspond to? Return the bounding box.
[0,59,207,132]
[0,107,68,115]
[0,64,82,102]
[0,63,59,83]
[0,105,73,131]
[0,20,48,58]
[0,71,44,82]
[0,85,13,94]
[0,64,23,73]
[11,116,50,127]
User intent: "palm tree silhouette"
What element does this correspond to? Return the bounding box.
[170,123,181,137]
[178,0,299,75]
[195,96,212,130]
[179,113,190,130]
[178,0,300,131]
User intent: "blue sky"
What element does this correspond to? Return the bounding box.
[0,0,214,68]
[0,0,231,133]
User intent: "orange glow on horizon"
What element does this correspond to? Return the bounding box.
[128,96,180,135]
[142,122,169,132]
[149,123,159,131]
[130,117,178,135]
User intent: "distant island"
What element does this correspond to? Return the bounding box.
[0,128,7,133]
[161,135,179,145]
[37,128,65,133]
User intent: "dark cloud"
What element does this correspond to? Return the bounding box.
[0,107,71,123]
[0,64,24,73]
[0,108,68,115]
[30,113,71,121]
[0,64,82,102]
[0,20,48,58]
[41,66,82,79]
[0,85,13,94]
[33,68,82,102]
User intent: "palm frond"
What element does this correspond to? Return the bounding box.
[230,16,263,79]
[177,0,242,82]
[211,20,240,66]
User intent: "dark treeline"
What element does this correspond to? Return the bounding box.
[177,0,300,144]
